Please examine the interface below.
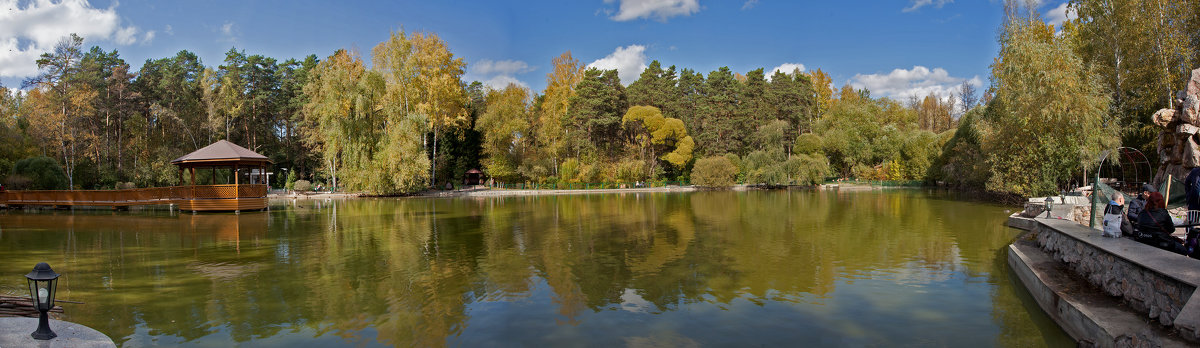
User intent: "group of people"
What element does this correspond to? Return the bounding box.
[1103,178,1200,257]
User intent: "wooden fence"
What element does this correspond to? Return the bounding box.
[0,184,268,208]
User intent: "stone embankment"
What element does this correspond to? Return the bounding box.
[1008,216,1200,347]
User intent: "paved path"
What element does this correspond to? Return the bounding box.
[0,317,115,348]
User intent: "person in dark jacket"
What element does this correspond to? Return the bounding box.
[1127,183,1155,223]
[1134,192,1190,255]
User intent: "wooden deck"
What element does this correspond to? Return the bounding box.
[0,184,268,212]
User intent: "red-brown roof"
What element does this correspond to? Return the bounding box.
[171,140,272,165]
[466,169,482,174]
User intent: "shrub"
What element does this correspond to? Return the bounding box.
[117,182,136,190]
[284,170,297,190]
[293,180,312,192]
[614,159,644,182]
[11,156,68,190]
[692,156,738,188]
[785,154,831,185]
[559,159,580,183]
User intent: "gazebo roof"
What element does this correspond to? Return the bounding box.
[171,140,272,166]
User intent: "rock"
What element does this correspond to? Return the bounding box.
[1184,136,1200,167]
[1158,132,1172,162]
[1188,68,1200,96]
[1184,94,1200,124]
[1154,108,1178,127]
[1179,123,1199,134]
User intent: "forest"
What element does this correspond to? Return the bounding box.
[1,0,1197,198]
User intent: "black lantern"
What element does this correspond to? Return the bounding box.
[1045,196,1054,218]
[25,262,60,340]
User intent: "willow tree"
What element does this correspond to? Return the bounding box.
[982,6,1116,197]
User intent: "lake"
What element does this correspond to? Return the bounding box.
[0,190,1071,347]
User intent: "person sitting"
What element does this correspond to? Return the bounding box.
[1134,192,1190,255]
[1102,194,1132,238]
[1127,183,1155,223]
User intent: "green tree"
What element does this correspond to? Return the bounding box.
[982,6,1117,197]
[476,85,532,182]
[566,68,628,158]
[10,156,69,190]
[537,52,585,176]
[622,105,694,178]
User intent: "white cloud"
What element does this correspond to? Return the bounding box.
[742,0,759,10]
[472,59,535,76]
[165,25,174,36]
[114,26,138,45]
[849,66,981,101]
[588,45,647,86]
[468,58,533,91]
[767,63,805,81]
[481,75,529,91]
[0,0,148,79]
[605,0,700,22]
[143,31,156,44]
[1045,2,1076,28]
[903,0,952,12]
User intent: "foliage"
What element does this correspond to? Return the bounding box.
[10,156,68,190]
[293,179,312,192]
[980,10,1117,197]
[476,85,532,182]
[692,156,738,187]
[794,133,823,155]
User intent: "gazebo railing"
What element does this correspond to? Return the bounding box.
[0,184,269,206]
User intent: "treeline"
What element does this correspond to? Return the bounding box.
[2,0,1197,197]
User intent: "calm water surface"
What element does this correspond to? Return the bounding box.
[0,190,1071,347]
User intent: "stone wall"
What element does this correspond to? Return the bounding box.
[1036,225,1193,326]
[1012,217,1200,342]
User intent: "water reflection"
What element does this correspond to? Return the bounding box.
[0,190,1071,347]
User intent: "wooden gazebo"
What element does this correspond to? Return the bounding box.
[171,140,272,212]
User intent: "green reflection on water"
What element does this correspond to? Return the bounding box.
[0,190,1071,347]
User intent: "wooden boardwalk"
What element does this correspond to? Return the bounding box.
[0,184,268,212]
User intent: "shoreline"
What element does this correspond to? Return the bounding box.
[269,182,914,200]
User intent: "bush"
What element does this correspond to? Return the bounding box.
[11,156,68,190]
[117,182,136,190]
[692,156,738,188]
[284,170,297,190]
[293,180,312,192]
[559,159,580,183]
[614,159,644,182]
[785,154,831,185]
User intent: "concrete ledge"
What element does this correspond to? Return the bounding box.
[0,317,115,347]
[1008,215,1200,344]
[1009,242,1190,347]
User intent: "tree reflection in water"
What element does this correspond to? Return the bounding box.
[0,191,1071,347]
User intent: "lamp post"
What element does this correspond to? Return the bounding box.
[25,262,60,340]
[1045,196,1054,218]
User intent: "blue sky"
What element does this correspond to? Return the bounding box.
[0,0,1078,100]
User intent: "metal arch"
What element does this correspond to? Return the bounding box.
[1095,147,1154,193]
